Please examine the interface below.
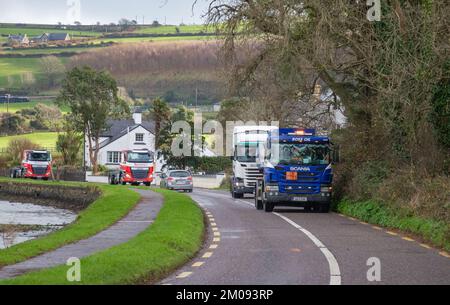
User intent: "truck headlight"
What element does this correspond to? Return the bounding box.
[321,186,332,193]
[266,185,279,192]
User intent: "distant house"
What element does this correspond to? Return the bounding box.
[8,34,29,45]
[36,33,71,43]
[84,112,156,169]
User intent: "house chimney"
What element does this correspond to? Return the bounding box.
[133,112,142,125]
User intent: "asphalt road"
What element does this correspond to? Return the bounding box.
[160,189,450,285]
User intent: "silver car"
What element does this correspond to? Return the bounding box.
[160,170,193,192]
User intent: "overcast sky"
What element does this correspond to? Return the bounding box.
[0,0,210,25]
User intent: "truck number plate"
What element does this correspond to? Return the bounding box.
[293,197,308,202]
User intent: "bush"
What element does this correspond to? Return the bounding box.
[5,138,40,166]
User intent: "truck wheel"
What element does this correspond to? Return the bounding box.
[254,183,263,210]
[144,182,151,187]
[263,193,274,212]
[264,201,274,213]
[320,203,331,213]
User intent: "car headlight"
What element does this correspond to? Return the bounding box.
[266,185,279,192]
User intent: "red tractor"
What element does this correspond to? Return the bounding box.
[10,150,52,180]
[108,149,154,186]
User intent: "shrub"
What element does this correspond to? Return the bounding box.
[5,138,41,166]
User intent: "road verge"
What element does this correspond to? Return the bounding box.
[0,188,205,285]
[336,199,450,252]
[0,178,140,267]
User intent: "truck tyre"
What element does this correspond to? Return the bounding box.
[263,193,274,212]
[144,182,151,187]
[254,182,263,210]
[264,201,274,213]
[320,202,331,213]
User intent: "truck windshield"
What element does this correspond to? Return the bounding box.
[272,144,330,166]
[127,152,153,163]
[236,145,258,163]
[28,152,51,162]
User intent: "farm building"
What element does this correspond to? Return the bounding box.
[32,33,71,43]
[8,34,29,45]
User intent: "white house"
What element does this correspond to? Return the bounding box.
[85,112,156,169]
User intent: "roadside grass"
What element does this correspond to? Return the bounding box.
[0,100,69,114]
[0,178,140,267]
[0,188,205,285]
[336,199,450,252]
[0,132,59,150]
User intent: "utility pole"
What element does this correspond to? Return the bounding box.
[6,93,10,113]
[195,87,198,110]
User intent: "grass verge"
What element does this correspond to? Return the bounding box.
[0,178,140,267]
[0,188,205,285]
[336,199,450,252]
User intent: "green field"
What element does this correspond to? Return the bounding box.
[91,35,216,44]
[0,100,69,113]
[134,24,212,34]
[0,132,58,149]
[0,46,104,55]
[0,27,101,37]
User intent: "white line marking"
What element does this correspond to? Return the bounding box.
[274,212,342,285]
[235,199,342,285]
[203,252,213,258]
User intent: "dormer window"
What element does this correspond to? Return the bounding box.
[136,133,144,142]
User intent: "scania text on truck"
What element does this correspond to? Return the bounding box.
[10,150,52,180]
[231,126,278,198]
[108,149,154,186]
[254,128,334,213]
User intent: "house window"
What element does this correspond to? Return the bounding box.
[135,133,144,142]
[107,152,121,164]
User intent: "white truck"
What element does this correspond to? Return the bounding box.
[230,126,278,198]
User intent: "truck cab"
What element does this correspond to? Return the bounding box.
[255,128,333,213]
[231,126,278,198]
[10,150,52,180]
[108,149,154,186]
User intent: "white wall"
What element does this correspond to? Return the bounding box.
[85,126,155,168]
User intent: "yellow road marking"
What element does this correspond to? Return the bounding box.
[439,252,450,258]
[214,232,221,237]
[359,222,368,225]
[386,231,398,236]
[192,262,204,267]
[420,244,432,249]
[212,227,218,232]
[402,237,415,242]
[209,244,218,249]
[210,218,216,222]
[176,272,192,279]
[211,223,217,227]
[290,248,301,253]
[372,226,383,230]
[213,238,221,242]
[203,252,213,258]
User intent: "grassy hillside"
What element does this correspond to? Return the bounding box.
[68,40,225,102]
[0,132,58,149]
[0,27,100,37]
[134,24,212,34]
[0,100,69,113]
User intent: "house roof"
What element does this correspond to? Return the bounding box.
[8,34,27,41]
[98,119,156,150]
[47,33,70,41]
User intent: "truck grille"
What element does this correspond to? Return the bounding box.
[131,169,149,179]
[32,166,47,175]
[281,185,320,194]
[244,168,262,187]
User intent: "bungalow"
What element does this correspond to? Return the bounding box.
[8,34,29,45]
[84,112,156,169]
[34,33,71,43]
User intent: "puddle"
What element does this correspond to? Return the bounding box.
[0,200,77,249]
